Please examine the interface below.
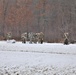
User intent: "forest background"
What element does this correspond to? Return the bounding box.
[0,0,76,42]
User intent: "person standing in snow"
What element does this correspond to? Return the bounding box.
[37,32,44,44]
[28,32,34,44]
[64,32,69,45]
[6,32,12,40]
[33,33,38,43]
[21,32,27,43]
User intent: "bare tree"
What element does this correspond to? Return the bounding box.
[3,0,9,37]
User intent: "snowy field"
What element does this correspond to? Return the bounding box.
[0,41,76,75]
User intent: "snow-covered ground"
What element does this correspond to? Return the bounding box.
[0,41,76,75]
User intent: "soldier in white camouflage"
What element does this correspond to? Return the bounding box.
[64,32,69,45]
[21,32,27,43]
[6,32,12,40]
[37,32,44,44]
[28,32,34,44]
[33,33,38,43]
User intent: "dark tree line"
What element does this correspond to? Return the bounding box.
[0,0,76,42]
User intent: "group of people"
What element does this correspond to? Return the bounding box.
[21,32,44,44]
[6,32,74,45]
[6,32,44,44]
